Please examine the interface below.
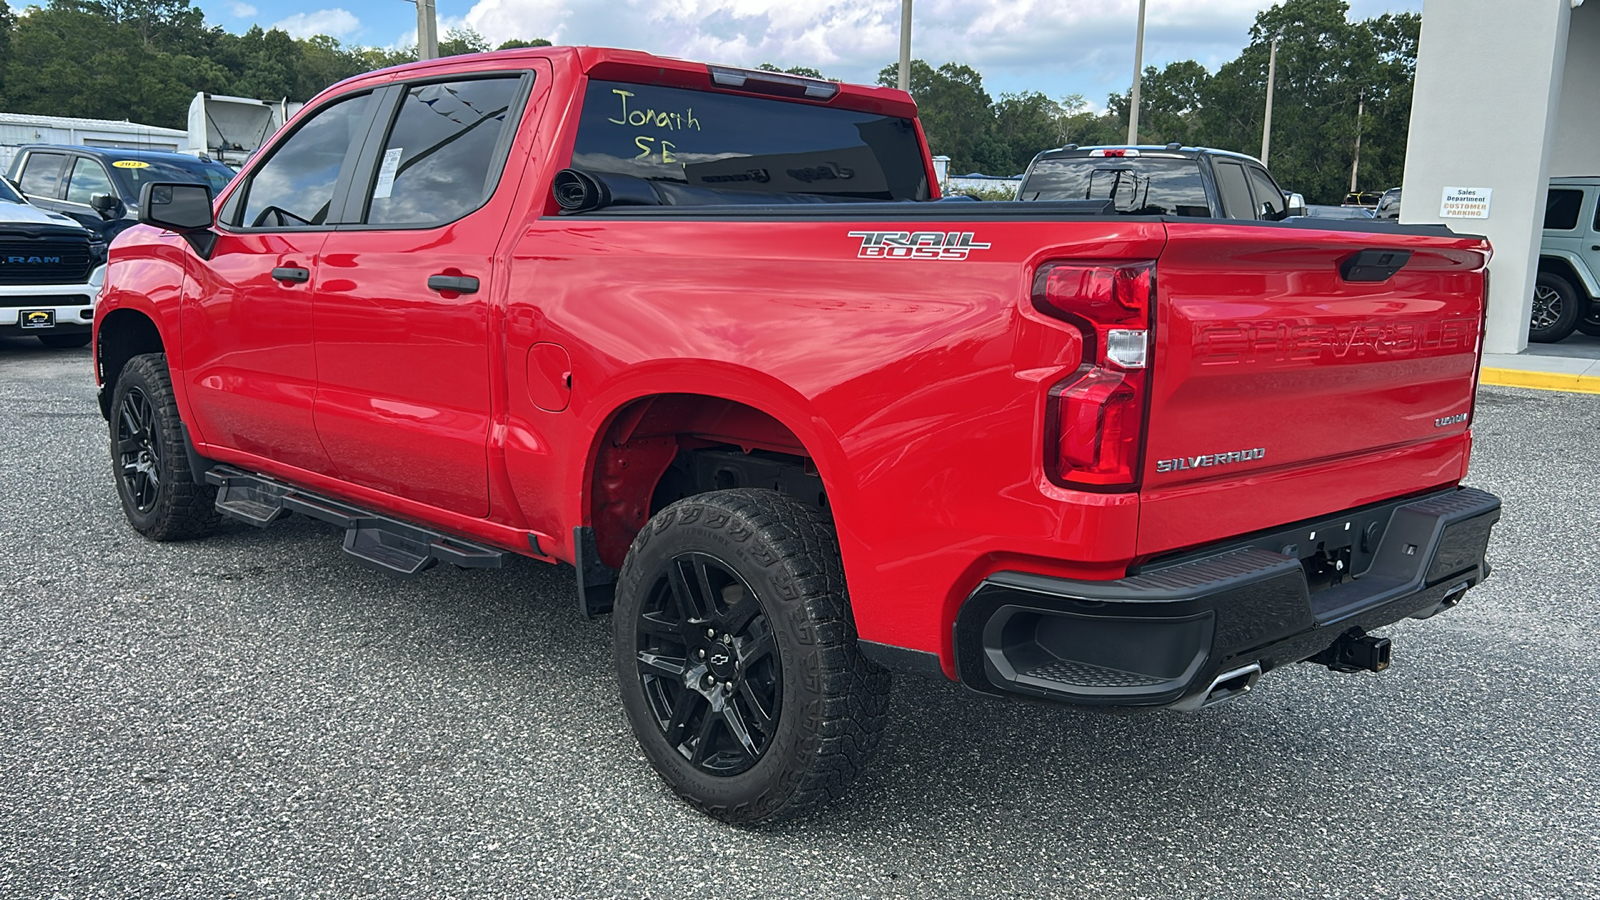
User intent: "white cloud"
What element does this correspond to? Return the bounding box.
[226,0,257,17]
[272,8,362,40]
[458,0,1421,102]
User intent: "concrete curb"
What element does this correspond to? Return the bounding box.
[1480,367,1600,395]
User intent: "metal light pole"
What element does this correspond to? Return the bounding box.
[1260,35,1278,164]
[416,0,439,60]
[1349,88,1365,193]
[898,0,913,92]
[1126,0,1147,144]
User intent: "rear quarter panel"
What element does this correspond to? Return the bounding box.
[502,215,1167,657]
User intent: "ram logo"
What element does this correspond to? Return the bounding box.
[4,255,62,265]
[848,231,992,261]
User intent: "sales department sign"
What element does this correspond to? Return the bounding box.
[1439,186,1491,219]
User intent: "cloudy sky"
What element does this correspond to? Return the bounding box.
[201,0,1422,105]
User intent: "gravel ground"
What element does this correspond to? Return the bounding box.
[2,335,1597,899]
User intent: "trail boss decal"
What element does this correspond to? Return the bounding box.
[849,231,992,261]
[1155,447,1266,474]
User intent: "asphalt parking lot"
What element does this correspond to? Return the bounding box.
[2,335,1598,899]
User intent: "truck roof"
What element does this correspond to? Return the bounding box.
[1031,145,1269,166]
[318,46,920,120]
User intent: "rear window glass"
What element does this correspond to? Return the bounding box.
[1020,157,1210,216]
[570,79,929,201]
[1546,188,1582,230]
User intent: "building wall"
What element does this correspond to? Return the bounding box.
[1550,4,1600,178]
[1402,0,1574,354]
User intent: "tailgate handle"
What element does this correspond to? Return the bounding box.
[1340,249,1412,283]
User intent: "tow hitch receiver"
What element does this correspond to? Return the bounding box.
[1311,628,1392,673]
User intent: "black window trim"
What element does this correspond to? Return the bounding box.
[335,70,537,232]
[18,150,70,202]
[217,87,386,234]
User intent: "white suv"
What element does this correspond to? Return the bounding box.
[1533,176,1600,343]
[0,176,103,349]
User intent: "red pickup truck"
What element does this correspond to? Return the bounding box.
[95,47,1500,824]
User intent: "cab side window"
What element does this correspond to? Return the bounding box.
[19,152,67,199]
[65,158,114,206]
[1545,189,1582,230]
[1214,162,1254,219]
[1245,166,1285,220]
[234,92,374,229]
[361,76,525,227]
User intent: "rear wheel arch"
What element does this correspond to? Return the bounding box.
[583,391,842,572]
[96,309,166,420]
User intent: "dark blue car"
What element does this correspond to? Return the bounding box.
[7,145,236,241]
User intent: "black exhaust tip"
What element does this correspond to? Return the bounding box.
[1311,628,1392,673]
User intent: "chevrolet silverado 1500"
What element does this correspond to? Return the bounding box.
[94,47,1500,824]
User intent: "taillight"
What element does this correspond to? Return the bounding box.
[1034,262,1154,490]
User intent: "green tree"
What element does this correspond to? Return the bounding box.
[1189,0,1416,203]
[1110,59,1210,145]
[757,62,825,79]
[438,26,490,57]
[989,91,1064,174]
[877,59,999,174]
[496,37,550,50]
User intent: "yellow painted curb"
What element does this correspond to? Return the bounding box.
[1479,367,1600,395]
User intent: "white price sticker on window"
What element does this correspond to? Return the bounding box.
[373,147,402,199]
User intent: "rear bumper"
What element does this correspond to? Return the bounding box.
[953,486,1500,709]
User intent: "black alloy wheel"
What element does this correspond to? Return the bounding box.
[635,551,781,776]
[108,353,219,540]
[613,489,890,825]
[116,385,162,514]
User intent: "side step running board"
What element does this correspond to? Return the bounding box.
[206,465,505,577]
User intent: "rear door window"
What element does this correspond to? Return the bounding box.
[65,158,114,205]
[19,152,68,199]
[1244,166,1285,220]
[571,79,929,201]
[361,76,526,226]
[1546,189,1582,230]
[1021,157,1210,216]
[1213,162,1254,219]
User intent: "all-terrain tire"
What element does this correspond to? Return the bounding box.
[109,353,220,541]
[613,489,891,825]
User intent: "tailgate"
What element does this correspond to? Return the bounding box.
[1137,221,1489,557]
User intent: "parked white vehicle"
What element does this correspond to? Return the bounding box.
[0,176,103,349]
[1534,176,1600,342]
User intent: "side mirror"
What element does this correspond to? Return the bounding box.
[1284,192,1307,217]
[89,191,125,221]
[138,182,213,232]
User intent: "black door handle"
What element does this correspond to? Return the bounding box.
[271,266,310,284]
[1591,245,1599,251]
[428,274,480,294]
